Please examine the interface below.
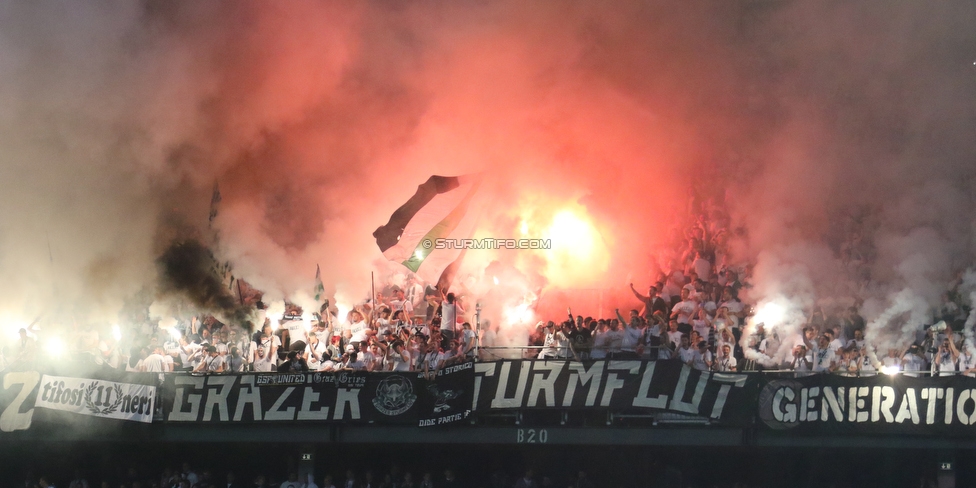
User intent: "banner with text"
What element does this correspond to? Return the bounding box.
[0,367,157,433]
[472,360,757,424]
[758,373,976,436]
[161,362,474,427]
[35,375,156,423]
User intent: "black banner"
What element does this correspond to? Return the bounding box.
[473,360,757,425]
[161,362,474,427]
[0,365,156,433]
[758,373,976,436]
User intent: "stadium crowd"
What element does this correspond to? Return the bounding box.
[2,197,974,379]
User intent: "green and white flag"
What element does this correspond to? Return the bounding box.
[373,174,483,287]
[314,264,325,303]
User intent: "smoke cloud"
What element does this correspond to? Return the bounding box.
[1,1,975,348]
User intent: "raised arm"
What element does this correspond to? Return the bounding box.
[629,283,649,302]
[615,308,628,326]
[947,330,961,360]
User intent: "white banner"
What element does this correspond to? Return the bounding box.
[35,375,155,424]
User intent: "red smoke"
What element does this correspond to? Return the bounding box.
[2,0,976,348]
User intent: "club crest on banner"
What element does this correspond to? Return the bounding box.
[373,375,417,416]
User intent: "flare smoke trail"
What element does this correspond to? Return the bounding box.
[0,1,974,347]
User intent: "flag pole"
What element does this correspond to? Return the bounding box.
[475,301,482,361]
[370,272,376,326]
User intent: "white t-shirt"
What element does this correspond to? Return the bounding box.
[390,299,414,315]
[678,346,696,364]
[251,342,276,372]
[392,349,412,372]
[181,343,204,370]
[933,352,957,376]
[344,359,367,371]
[441,302,458,329]
[97,341,121,369]
[715,355,737,372]
[672,301,697,324]
[481,329,497,348]
[794,356,811,372]
[604,329,623,354]
[691,319,712,341]
[201,355,225,372]
[812,348,836,372]
[555,331,573,358]
[667,331,683,349]
[312,326,331,343]
[375,318,393,337]
[590,332,608,359]
[281,320,307,344]
[126,359,143,372]
[902,354,925,376]
[692,350,713,371]
[859,355,876,375]
[620,327,642,352]
[226,354,245,372]
[142,353,167,373]
[693,257,711,281]
[960,352,976,376]
[661,281,681,300]
[424,351,444,371]
[344,321,369,343]
[462,328,477,348]
[317,360,338,372]
[720,299,744,316]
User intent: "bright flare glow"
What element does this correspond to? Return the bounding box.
[547,210,596,259]
[1,313,30,341]
[301,311,314,332]
[267,300,285,330]
[881,365,901,375]
[46,337,66,357]
[493,276,500,285]
[167,327,182,341]
[503,303,535,326]
[112,324,122,341]
[414,249,424,260]
[519,221,529,235]
[753,302,786,328]
[6,325,23,342]
[512,204,609,288]
[336,303,350,322]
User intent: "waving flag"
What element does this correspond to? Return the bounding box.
[314,264,325,302]
[374,174,483,288]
